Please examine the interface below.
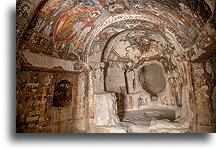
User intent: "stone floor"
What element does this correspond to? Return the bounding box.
[117,109,177,133]
[121,109,176,125]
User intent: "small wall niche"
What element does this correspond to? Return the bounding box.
[139,63,166,96]
[53,80,72,107]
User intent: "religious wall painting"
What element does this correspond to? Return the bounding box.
[44,40,57,56]
[31,16,46,32]
[40,0,81,18]
[106,30,167,62]
[98,26,121,41]
[16,0,47,44]
[86,12,191,58]
[118,20,157,30]
[43,20,55,37]
[127,0,180,17]
[73,63,84,70]
[18,30,50,54]
[51,0,74,17]
[88,19,175,63]
[178,3,198,24]
[53,6,102,47]
[52,41,70,58]
[16,70,55,131]
[127,0,149,11]
[17,0,34,19]
[29,15,55,37]
[97,0,129,15]
[178,0,212,21]
[40,0,65,15]
[78,0,96,7]
[126,1,199,45]
[67,53,80,61]
[18,32,32,50]
[40,39,81,60]
[16,19,28,41]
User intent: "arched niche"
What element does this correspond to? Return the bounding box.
[139,63,166,97]
[87,17,189,64]
[53,80,72,107]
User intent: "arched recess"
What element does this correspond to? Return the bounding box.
[53,80,72,107]
[86,13,197,63]
[86,20,195,125]
[84,12,203,126]
[139,63,166,97]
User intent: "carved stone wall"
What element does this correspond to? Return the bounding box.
[192,57,215,133]
[16,68,85,133]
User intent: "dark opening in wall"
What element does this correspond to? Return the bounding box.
[139,64,166,96]
[53,80,72,107]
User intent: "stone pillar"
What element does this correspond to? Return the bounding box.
[182,59,196,132]
[87,62,105,116]
[75,72,86,131]
[125,70,135,93]
[192,63,214,133]
[94,93,120,126]
[84,62,106,132]
[92,63,105,93]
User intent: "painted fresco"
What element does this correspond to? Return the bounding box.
[16,0,45,43]
[98,0,129,14]
[17,0,207,62]
[178,0,212,20]
[88,19,172,62]
[18,30,49,54]
[41,0,66,14]
[53,7,102,45]
[41,0,80,18]
[16,69,80,133]
[17,1,33,19]
[107,30,167,61]
[29,15,55,37]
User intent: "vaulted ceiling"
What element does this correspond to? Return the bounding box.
[16,0,215,62]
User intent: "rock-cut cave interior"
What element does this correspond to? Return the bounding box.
[16,0,215,133]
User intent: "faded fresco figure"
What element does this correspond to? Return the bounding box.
[17,4,30,18]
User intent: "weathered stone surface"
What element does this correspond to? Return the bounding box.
[95,125,127,133]
[150,120,189,133]
[94,93,120,126]
[105,63,126,92]
[139,64,166,96]
[192,62,215,132]
[20,51,85,72]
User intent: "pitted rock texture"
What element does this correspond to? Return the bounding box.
[139,64,166,96]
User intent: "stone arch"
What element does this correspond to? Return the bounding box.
[86,17,196,62]
[86,14,194,63]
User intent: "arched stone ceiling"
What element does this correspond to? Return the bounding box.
[17,0,214,62]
